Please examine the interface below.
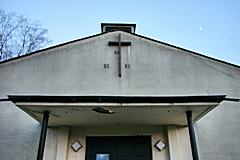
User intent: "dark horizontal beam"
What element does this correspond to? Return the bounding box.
[101,23,136,28]
[8,95,226,104]
[223,97,240,102]
[108,41,131,46]
[0,98,10,102]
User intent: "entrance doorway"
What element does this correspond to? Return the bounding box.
[86,136,152,160]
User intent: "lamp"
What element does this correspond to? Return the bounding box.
[71,141,82,152]
[154,140,166,151]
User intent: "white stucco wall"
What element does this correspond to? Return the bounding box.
[0,31,240,160]
[67,126,169,160]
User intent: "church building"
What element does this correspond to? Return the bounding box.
[0,23,240,160]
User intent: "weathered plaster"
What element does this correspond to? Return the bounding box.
[56,127,69,160]
[0,31,239,160]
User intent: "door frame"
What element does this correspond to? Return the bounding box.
[85,136,153,160]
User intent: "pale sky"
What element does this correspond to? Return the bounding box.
[1,0,239,65]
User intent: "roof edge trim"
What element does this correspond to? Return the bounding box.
[8,95,226,104]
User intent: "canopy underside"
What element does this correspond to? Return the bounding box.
[8,95,225,126]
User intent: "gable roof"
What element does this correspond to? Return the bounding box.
[0,30,239,69]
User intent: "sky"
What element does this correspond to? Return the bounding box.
[1,0,239,65]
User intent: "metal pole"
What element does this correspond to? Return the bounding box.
[36,111,50,160]
[186,110,199,160]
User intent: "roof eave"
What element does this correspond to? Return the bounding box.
[8,95,226,104]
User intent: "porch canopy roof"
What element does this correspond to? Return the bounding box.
[8,95,226,126]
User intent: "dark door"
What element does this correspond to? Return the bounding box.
[86,136,152,160]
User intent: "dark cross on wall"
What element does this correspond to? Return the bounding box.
[108,33,131,77]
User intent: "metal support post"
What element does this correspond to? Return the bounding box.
[186,110,199,160]
[36,111,50,160]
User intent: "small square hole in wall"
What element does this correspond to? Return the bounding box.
[125,64,130,68]
[104,64,110,68]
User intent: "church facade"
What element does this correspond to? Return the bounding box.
[0,23,239,160]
